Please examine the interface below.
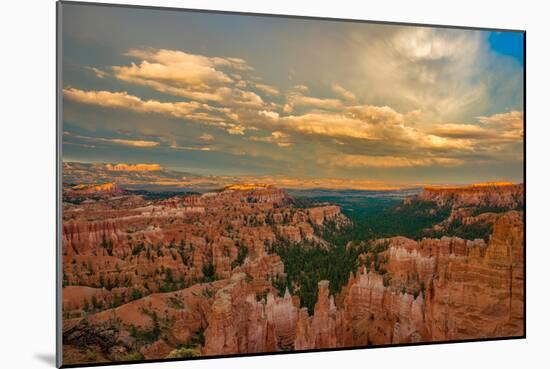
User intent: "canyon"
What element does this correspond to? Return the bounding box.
[61,181,524,364]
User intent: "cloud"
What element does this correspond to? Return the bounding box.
[63,87,235,123]
[170,142,212,151]
[255,83,280,96]
[70,134,160,148]
[64,83,501,168]
[227,125,246,135]
[279,113,373,139]
[331,84,357,102]
[65,31,522,181]
[346,105,405,125]
[93,48,267,109]
[64,142,97,149]
[346,27,522,123]
[325,154,464,168]
[258,110,280,120]
[86,66,108,79]
[106,139,159,147]
[477,110,524,140]
[105,163,162,171]
[418,134,472,151]
[199,133,214,141]
[275,107,470,152]
[285,94,344,112]
[430,123,492,139]
[250,131,292,147]
[290,85,309,93]
[64,87,200,116]
[119,48,238,87]
[430,111,523,143]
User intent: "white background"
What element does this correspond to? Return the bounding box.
[0,0,547,368]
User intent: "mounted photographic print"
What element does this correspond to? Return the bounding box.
[57,1,525,367]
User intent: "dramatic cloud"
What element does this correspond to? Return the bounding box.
[275,107,472,153]
[477,110,524,140]
[429,123,491,139]
[63,87,234,123]
[346,27,522,123]
[279,113,373,139]
[346,105,405,125]
[64,87,199,116]
[430,111,523,143]
[118,48,237,86]
[94,48,268,109]
[62,13,523,183]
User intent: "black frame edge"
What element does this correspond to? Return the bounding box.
[522,30,527,339]
[56,1,64,368]
[58,0,526,33]
[60,335,526,368]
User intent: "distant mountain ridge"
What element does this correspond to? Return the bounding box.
[63,161,523,193]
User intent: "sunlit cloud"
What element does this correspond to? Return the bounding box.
[331,84,357,102]
[64,87,199,116]
[346,105,405,125]
[430,111,523,143]
[170,142,212,151]
[255,83,280,96]
[105,163,162,171]
[258,110,280,120]
[279,113,373,139]
[227,125,246,135]
[63,87,235,123]
[275,107,472,153]
[430,123,492,139]
[291,85,309,93]
[68,133,160,148]
[285,94,344,112]
[325,154,464,168]
[106,138,160,147]
[120,48,236,84]
[348,27,522,123]
[250,131,292,147]
[94,48,268,109]
[199,133,214,141]
[170,138,213,151]
[477,110,524,140]
[62,16,523,184]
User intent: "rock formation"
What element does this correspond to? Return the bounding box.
[342,211,522,346]
[62,182,524,365]
[417,182,524,209]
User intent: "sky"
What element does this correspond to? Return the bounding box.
[61,3,525,187]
